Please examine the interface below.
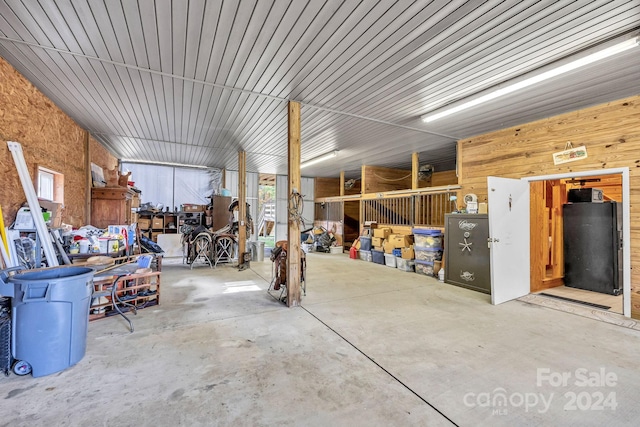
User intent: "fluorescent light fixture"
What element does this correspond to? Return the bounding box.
[422,36,640,123]
[300,150,338,169]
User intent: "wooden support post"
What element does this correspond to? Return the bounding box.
[340,171,345,197]
[361,165,366,195]
[287,101,302,307]
[85,131,91,224]
[412,152,419,190]
[238,151,247,265]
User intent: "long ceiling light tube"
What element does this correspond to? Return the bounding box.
[300,150,339,169]
[422,36,639,123]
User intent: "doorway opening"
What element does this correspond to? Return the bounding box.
[343,200,360,249]
[525,170,628,316]
[257,174,276,249]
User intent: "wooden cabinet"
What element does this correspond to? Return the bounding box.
[210,195,232,230]
[91,187,136,229]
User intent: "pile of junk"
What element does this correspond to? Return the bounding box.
[301,226,336,253]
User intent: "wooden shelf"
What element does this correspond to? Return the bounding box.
[90,270,161,321]
[138,212,179,241]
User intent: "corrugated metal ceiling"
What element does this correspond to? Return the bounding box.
[0,0,638,178]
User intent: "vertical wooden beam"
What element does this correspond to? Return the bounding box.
[340,171,345,197]
[85,130,91,224]
[361,165,367,195]
[529,181,545,292]
[287,101,301,307]
[238,151,247,265]
[412,152,419,190]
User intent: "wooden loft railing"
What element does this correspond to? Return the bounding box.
[360,189,457,228]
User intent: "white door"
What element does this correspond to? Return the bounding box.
[487,176,530,304]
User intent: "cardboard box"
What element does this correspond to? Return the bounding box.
[151,232,162,242]
[138,218,152,230]
[38,199,63,227]
[383,240,395,254]
[372,237,384,247]
[152,216,164,229]
[131,194,141,208]
[373,227,391,239]
[391,234,414,248]
[183,204,205,212]
[401,246,415,260]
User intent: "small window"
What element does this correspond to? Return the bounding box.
[38,170,54,200]
[37,167,64,203]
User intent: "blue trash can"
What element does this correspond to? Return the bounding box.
[0,266,94,377]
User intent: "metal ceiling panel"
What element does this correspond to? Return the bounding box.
[0,0,637,178]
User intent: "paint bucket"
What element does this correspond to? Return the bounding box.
[78,240,90,254]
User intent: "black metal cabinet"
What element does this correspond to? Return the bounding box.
[563,202,622,295]
[444,214,491,294]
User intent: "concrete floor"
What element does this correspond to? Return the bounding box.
[2,253,640,426]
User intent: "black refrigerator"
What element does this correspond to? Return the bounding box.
[563,201,622,295]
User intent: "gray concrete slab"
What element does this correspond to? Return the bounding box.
[1,253,639,426]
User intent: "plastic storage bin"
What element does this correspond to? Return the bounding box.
[372,250,385,265]
[384,253,397,267]
[414,246,443,262]
[359,236,372,251]
[415,260,435,276]
[396,257,415,272]
[413,228,443,249]
[359,250,372,262]
[0,266,94,377]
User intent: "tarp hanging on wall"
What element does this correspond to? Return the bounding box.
[121,163,222,211]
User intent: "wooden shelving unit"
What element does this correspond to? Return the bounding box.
[89,270,161,321]
[138,212,178,242]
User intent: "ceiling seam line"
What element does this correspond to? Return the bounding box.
[0,35,459,139]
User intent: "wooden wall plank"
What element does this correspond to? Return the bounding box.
[362,165,412,193]
[431,170,458,187]
[458,95,640,318]
[314,177,340,199]
[529,181,545,293]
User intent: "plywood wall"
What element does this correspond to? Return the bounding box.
[457,95,640,318]
[0,56,117,228]
[91,136,119,184]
